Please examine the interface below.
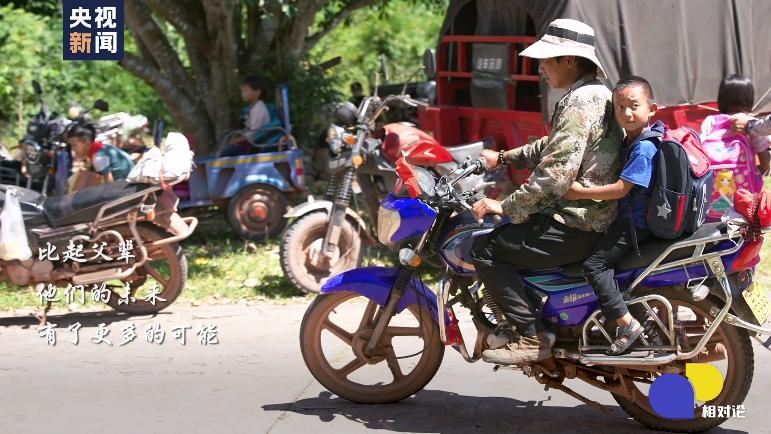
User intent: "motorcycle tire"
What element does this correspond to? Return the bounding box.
[611,287,754,433]
[105,223,187,315]
[280,212,362,294]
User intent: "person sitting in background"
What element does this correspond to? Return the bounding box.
[701,74,770,175]
[66,123,134,184]
[242,75,270,131]
[220,75,282,157]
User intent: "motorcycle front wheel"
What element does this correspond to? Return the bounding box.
[280,212,362,293]
[300,292,444,403]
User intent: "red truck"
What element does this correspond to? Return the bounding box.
[418,0,771,185]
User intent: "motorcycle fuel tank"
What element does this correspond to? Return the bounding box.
[382,123,453,165]
[438,211,496,275]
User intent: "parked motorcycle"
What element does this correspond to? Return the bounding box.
[280,94,488,294]
[300,157,771,432]
[0,179,197,318]
[20,80,109,195]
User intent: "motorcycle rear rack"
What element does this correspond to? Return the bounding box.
[90,185,164,233]
[572,226,771,366]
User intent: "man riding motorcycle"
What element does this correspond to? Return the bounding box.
[469,18,623,365]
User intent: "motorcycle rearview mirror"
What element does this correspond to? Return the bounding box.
[423,48,437,79]
[93,99,109,111]
[379,54,390,83]
[32,80,42,95]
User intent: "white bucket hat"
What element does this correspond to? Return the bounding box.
[520,18,607,78]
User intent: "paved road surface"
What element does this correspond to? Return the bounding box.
[0,302,768,434]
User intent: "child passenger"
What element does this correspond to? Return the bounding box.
[564,76,663,355]
[702,74,770,176]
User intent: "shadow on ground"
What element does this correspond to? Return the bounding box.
[263,389,748,434]
[0,309,169,330]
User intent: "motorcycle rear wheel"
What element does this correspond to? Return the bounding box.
[105,224,187,315]
[280,212,362,294]
[300,292,444,404]
[612,287,754,433]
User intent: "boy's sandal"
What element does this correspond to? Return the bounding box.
[606,318,643,356]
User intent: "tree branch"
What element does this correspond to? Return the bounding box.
[286,0,327,59]
[120,53,214,148]
[141,0,212,53]
[124,0,197,100]
[305,0,380,51]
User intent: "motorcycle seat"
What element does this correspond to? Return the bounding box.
[616,222,726,271]
[446,138,493,163]
[43,180,155,227]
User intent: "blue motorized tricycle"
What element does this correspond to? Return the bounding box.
[173,85,306,240]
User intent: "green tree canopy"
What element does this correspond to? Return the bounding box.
[0,4,168,145]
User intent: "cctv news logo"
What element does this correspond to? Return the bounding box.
[63,0,124,60]
[649,363,745,419]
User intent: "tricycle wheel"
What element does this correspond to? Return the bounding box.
[226,184,288,241]
[280,212,362,293]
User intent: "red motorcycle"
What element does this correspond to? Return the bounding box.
[280,95,489,294]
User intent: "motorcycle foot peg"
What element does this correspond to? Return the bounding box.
[689,284,710,302]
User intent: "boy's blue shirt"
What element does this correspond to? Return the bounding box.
[617,120,666,229]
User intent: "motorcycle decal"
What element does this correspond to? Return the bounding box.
[522,274,586,292]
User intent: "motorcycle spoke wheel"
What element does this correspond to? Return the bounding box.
[105,225,187,315]
[300,292,444,403]
[280,212,362,294]
[612,288,754,432]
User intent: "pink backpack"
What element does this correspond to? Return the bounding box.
[701,114,764,220]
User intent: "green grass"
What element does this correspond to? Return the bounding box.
[0,214,312,313]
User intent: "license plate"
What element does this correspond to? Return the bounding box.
[742,282,769,325]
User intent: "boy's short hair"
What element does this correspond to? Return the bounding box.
[242,75,267,94]
[66,123,95,142]
[718,74,754,114]
[614,75,655,103]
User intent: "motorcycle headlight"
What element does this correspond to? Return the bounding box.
[377,205,402,246]
[326,125,345,154]
[24,142,41,162]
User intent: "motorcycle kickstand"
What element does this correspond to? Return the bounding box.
[544,382,613,416]
[34,295,52,325]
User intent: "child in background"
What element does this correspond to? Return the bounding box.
[701,74,770,176]
[241,75,270,132]
[66,123,134,184]
[564,76,664,355]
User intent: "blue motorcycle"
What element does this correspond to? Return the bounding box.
[300,157,771,431]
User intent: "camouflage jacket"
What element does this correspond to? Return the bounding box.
[501,76,623,232]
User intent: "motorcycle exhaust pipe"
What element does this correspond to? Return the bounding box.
[72,267,136,285]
